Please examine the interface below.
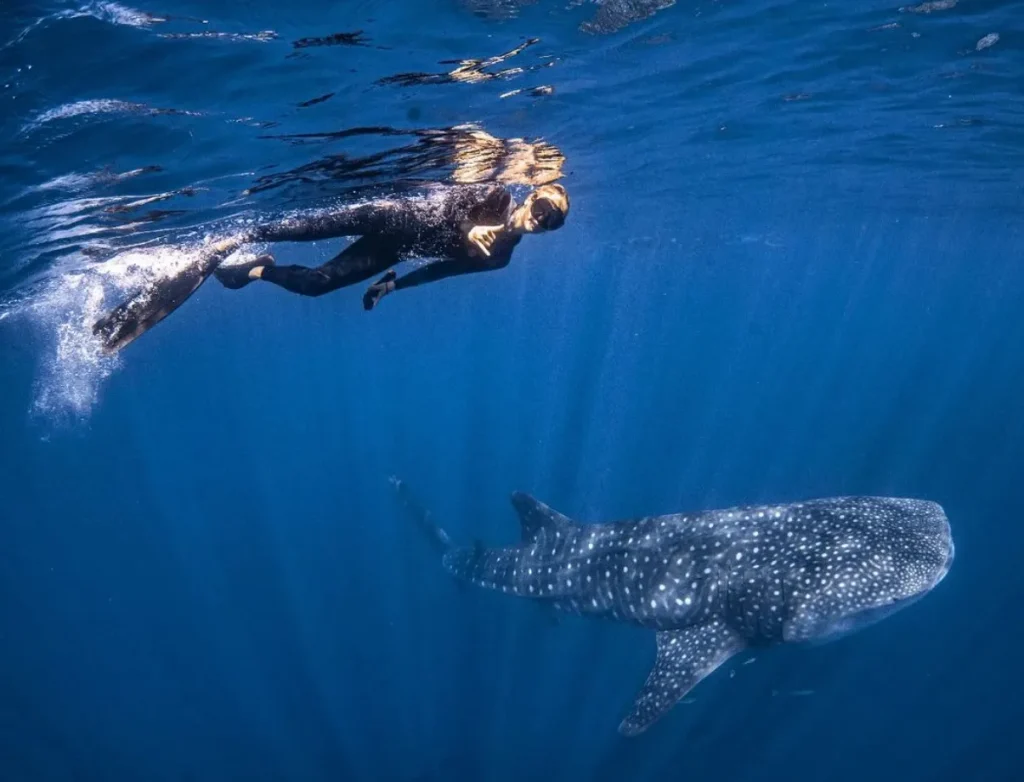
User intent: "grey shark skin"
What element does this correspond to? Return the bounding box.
[437,494,954,736]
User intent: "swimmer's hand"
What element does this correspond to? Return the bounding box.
[363,269,397,311]
[467,224,504,258]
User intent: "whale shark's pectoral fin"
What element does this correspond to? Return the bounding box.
[510,492,574,541]
[619,621,743,736]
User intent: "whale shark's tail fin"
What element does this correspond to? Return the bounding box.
[389,475,451,554]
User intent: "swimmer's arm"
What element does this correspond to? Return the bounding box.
[392,258,495,291]
[365,254,506,310]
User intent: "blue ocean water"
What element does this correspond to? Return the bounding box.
[1,1,1022,779]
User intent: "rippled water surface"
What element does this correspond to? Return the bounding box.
[2,1,1020,414]
[1,1,1022,780]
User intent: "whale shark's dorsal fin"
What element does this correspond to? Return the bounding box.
[510,492,574,541]
[619,621,744,736]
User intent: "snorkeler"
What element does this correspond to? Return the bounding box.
[93,182,569,353]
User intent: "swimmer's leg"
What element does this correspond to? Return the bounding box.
[249,203,396,243]
[213,254,276,290]
[256,236,400,298]
[92,237,243,354]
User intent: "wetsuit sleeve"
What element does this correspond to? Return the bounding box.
[392,225,521,291]
[392,258,495,291]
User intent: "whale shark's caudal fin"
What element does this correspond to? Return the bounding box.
[620,620,744,736]
[390,476,451,554]
[510,491,574,541]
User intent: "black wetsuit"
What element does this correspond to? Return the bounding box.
[93,183,521,353]
[246,183,521,297]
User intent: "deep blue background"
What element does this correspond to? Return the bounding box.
[1,1,1023,780]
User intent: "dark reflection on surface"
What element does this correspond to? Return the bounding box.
[459,0,539,19]
[581,0,676,33]
[32,166,164,194]
[111,208,189,225]
[297,93,335,108]
[378,37,554,87]
[292,31,371,48]
[247,123,565,199]
[460,0,676,32]
[67,188,206,236]
[103,188,200,215]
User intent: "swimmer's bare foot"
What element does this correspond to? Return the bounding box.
[212,237,241,254]
[214,254,275,290]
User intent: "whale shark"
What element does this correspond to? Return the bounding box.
[406,487,954,736]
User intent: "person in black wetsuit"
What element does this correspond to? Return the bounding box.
[92,182,569,353]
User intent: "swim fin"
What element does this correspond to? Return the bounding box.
[92,245,227,354]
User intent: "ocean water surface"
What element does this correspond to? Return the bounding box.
[1,1,1022,780]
